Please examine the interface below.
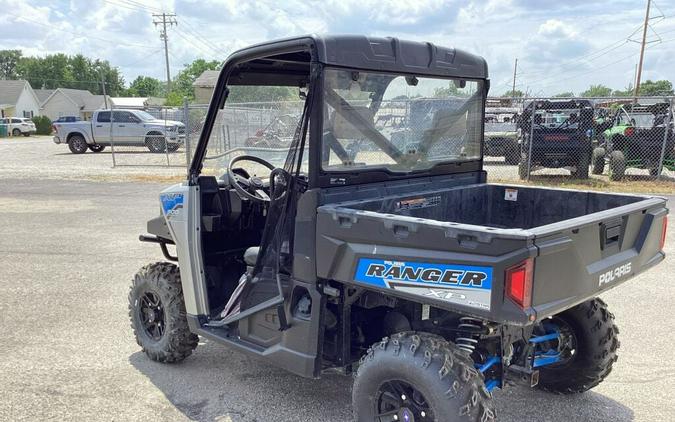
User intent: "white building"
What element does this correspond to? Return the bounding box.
[40,88,111,121]
[0,80,41,118]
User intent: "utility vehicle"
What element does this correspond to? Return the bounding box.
[592,103,674,180]
[129,35,669,421]
[53,109,185,154]
[517,99,594,179]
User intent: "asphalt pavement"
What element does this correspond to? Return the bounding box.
[0,146,673,421]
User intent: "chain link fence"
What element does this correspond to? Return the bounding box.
[484,96,674,183]
[107,96,675,186]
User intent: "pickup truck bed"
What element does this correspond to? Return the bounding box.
[315,176,668,325]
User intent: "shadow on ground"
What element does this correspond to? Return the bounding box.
[130,339,634,422]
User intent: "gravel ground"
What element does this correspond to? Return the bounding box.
[0,136,673,421]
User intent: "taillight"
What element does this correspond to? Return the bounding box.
[505,258,534,308]
[661,216,668,250]
[624,127,634,137]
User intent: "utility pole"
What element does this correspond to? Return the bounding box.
[511,58,518,98]
[153,13,177,92]
[633,0,651,101]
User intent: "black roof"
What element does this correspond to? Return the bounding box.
[227,34,488,80]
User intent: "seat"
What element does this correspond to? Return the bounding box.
[244,246,260,266]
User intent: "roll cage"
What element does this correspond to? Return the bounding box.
[188,35,490,188]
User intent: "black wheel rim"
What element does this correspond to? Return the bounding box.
[152,137,165,151]
[139,291,165,341]
[374,380,433,422]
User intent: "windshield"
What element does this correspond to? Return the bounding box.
[626,113,656,128]
[533,109,583,130]
[135,111,157,121]
[321,69,484,173]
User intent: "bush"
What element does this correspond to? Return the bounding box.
[32,115,52,135]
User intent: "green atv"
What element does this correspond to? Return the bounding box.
[592,103,675,180]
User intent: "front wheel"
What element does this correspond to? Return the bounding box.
[12,128,21,136]
[146,133,167,153]
[609,150,626,181]
[592,147,606,175]
[129,262,199,363]
[353,332,495,422]
[536,298,619,394]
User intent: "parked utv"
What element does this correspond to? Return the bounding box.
[517,99,594,179]
[129,35,669,421]
[592,103,674,180]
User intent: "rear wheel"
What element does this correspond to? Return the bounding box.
[536,298,619,394]
[609,150,626,181]
[573,152,590,179]
[68,135,88,154]
[353,332,495,422]
[88,144,105,153]
[129,262,199,363]
[592,147,606,175]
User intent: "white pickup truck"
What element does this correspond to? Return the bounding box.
[52,109,185,154]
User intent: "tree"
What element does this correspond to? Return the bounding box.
[165,59,221,104]
[0,50,22,79]
[502,89,524,97]
[127,76,161,97]
[580,84,612,97]
[553,92,574,98]
[13,52,125,95]
[227,85,297,103]
[638,79,673,96]
[433,82,474,98]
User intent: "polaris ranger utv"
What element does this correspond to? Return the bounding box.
[517,99,595,179]
[129,35,669,421]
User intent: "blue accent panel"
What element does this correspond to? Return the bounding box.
[354,258,493,290]
[477,356,501,373]
[529,332,560,344]
[485,379,500,392]
[160,193,184,214]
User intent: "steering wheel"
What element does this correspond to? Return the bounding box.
[228,155,276,203]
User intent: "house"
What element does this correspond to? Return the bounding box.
[110,96,166,109]
[0,80,41,118]
[40,88,111,121]
[193,70,219,104]
[34,89,55,105]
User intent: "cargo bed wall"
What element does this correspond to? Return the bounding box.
[345,184,645,230]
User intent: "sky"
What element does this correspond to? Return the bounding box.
[1,0,674,96]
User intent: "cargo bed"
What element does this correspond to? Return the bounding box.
[315,181,668,325]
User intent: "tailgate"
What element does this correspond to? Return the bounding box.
[529,196,668,317]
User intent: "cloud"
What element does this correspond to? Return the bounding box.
[0,0,672,95]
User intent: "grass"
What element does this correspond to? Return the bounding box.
[490,174,675,195]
